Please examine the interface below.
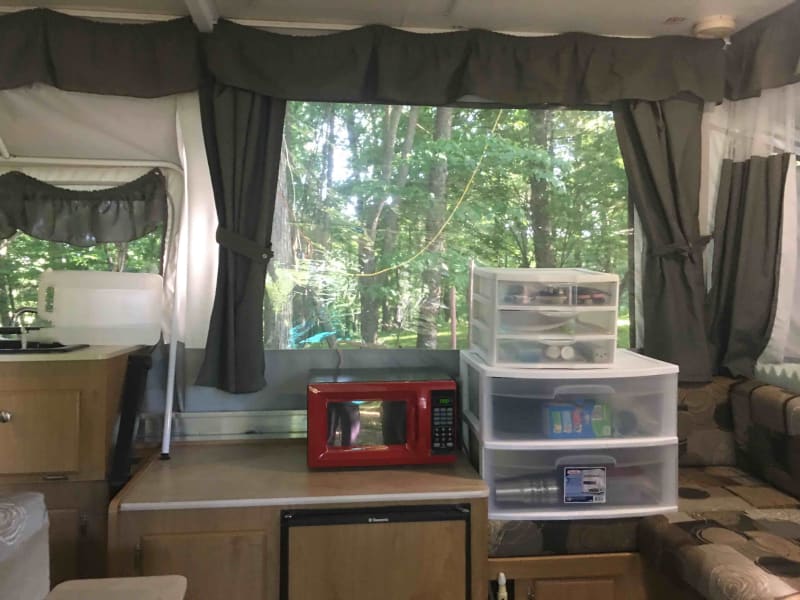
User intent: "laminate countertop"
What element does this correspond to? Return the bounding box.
[117,440,488,512]
[0,345,139,362]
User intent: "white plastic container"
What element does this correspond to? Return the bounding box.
[470,267,620,368]
[0,492,50,600]
[474,442,678,520]
[461,349,678,447]
[459,348,679,520]
[37,270,163,345]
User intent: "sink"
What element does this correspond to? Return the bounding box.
[0,340,89,354]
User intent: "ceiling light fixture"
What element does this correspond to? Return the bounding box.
[692,15,736,39]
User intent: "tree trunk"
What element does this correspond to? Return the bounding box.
[528,110,556,268]
[358,106,402,344]
[380,106,420,329]
[416,107,453,349]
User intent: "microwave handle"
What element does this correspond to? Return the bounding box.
[407,397,423,445]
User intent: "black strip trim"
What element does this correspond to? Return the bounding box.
[280,504,471,600]
[216,225,273,263]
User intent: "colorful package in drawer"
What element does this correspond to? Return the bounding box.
[544,400,612,439]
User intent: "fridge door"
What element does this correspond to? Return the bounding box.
[280,504,470,600]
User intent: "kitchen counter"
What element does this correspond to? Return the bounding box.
[0,344,140,362]
[116,439,489,512]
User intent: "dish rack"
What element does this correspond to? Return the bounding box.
[460,349,678,520]
[470,267,619,368]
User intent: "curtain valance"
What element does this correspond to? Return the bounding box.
[205,21,727,105]
[0,9,201,97]
[0,169,167,246]
[726,1,800,101]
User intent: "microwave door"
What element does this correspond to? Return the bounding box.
[326,400,408,448]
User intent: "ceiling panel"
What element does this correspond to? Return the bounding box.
[0,0,793,35]
[0,0,188,17]
[214,0,793,35]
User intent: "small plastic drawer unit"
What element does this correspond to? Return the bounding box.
[470,267,620,368]
[460,348,679,520]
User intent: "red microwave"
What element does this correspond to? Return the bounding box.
[306,369,458,468]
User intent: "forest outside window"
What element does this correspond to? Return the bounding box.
[265,103,632,350]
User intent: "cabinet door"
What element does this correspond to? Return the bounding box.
[287,520,467,600]
[48,509,80,586]
[139,531,268,600]
[533,578,616,600]
[0,390,80,474]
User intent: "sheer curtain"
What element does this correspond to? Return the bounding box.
[701,82,799,372]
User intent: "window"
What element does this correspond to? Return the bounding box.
[265,104,631,350]
[0,229,164,326]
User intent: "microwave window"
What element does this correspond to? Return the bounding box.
[327,400,407,447]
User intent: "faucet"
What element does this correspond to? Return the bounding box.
[12,307,37,327]
[11,307,37,350]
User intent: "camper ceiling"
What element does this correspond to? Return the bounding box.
[0,0,793,36]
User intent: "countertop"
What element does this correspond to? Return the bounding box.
[117,440,489,512]
[0,345,140,362]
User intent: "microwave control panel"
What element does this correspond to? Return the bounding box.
[431,390,457,454]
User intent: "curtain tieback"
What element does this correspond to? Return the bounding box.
[650,235,712,258]
[216,226,274,263]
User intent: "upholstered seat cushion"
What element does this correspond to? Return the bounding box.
[641,466,800,599]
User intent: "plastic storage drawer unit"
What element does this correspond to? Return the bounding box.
[460,348,679,520]
[470,267,620,368]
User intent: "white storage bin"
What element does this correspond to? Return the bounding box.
[479,443,678,520]
[461,349,678,447]
[470,267,619,367]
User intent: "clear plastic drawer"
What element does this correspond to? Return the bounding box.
[488,376,676,443]
[484,444,677,519]
[494,337,616,367]
[495,308,617,336]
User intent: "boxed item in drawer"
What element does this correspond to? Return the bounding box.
[483,444,677,518]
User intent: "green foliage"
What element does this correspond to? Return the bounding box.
[270,103,631,349]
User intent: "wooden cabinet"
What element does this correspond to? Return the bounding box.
[0,352,131,585]
[0,390,81,475]
[0,355,128,482]
[139,532,269,600]
[108,442,489,600]
[490,553,646,600]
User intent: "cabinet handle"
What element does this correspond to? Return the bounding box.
[0,411,11,423]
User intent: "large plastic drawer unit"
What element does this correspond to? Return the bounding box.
[460,348,679,520]
[471,267,620,368]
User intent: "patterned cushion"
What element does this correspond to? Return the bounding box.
[679,377,738,466]
[731,380,800,499]
[641,466,800,599]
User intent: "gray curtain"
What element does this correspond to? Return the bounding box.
[726,1,800,100]
[708,154,790,377]
[613,97,712,382]
[205,21,726,105]
[0,169,167,246]
[0,9,200,97]
[195,84,286,393]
